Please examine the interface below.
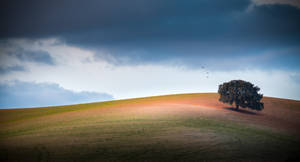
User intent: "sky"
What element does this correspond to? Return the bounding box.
[0,0,300,108]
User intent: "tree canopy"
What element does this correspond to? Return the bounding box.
[218,80,264,111]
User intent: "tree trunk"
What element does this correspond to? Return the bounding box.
[236,104,239,110]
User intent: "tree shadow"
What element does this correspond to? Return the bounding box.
[224,107,259,115]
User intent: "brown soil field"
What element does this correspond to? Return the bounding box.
[0,93,300,161]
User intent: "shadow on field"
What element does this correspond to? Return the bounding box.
[224,107,258,115]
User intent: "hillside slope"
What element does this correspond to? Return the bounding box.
[1,93,300,161]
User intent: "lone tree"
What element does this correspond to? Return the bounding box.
[218,80,264,111]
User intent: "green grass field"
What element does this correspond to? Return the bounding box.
[1,93,300,161]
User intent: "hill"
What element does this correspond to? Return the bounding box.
[1,93,300,161]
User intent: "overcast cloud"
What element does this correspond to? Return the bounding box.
[252,0,300,8]
[0,38,299,104]
[0,80,113,108]
[0,0,299,108]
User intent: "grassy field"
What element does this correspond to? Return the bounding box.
[1,93,300,161]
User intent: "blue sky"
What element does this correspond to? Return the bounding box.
[0,0,300,108]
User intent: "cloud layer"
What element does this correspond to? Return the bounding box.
[0,1,299,107]
[1,0,299,61]
[252,0,300,8]
[1,38,299,101]
[0,80,113,109]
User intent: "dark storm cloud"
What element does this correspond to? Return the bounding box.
[0,0,249,38]
[0,65,25,74]
[0,80,114,108]
[1,0,299,42]
[9,49,55,65]
[1,0,299,69]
